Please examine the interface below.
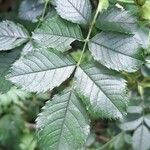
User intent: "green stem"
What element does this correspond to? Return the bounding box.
[77,0,103,66]
[36,0,49,29]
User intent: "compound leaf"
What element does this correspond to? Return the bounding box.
[56,0,92,25]
[7,48,75,92]
[36,89,90,150]
[0,21,29,50]
[75,62,129,119]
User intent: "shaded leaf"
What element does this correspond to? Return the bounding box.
[96,7,138,34]
[120,117,143,131]
[36,89,90,150]
[0,50,20,93]
[19,0,44,22]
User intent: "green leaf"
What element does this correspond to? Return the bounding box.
[96,7,138,34]
[19,0,44,22]
[120,117,143,131]
[0,50,20,93]
[36,89,90,150]
[21,42,36,56]
[132,125,150,150]
[88,32,144,72]
[75,62,129,119]
[0,21,29,50]
[7,48,75,92]
[55,0,92,25]
[32,16,83,51]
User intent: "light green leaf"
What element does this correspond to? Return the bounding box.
[7,48,75,92]
[88,32,144,72]
[120,117,143,131]
[36,89,90,150]
[32,16,83,51]
[0,21,29,50]
[0,50,20,93]
[132,125,150,150]
[96,7,138,34]
[55,0,92,25]
[75,63,129,119]
[19,0,44,22]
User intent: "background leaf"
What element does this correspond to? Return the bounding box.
[0,50,20,93]
[19,0,44,22]
[0,21,29,50]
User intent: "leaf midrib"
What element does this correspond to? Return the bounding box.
[80,66,124,116]
[90,41,143,61]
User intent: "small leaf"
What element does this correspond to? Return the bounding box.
[132,125,150,150]
[32,16,83,51]
[96,7,138,34]
[56,0,92,25]
[120,117,143,131]
[0,21,29,50]
[0,50,20,93]
[19,0,44,22]
[88,32,144,72]
[7,48,75,92]
[36,89,90,150]
[75,62,129,119]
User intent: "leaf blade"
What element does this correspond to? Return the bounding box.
[0,21,29,50]
[7,48,75,92]
[75,63,129,119]
[56,0,92,25]
[36,89,90,150]
[88,32,144,72]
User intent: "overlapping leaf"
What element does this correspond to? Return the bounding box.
[56,0,92,25]
[32,16,83,51]
[36,89,90,150]
[120,117,143,131]
[0,50,20,93]
[19,0,44,22]
[0,21,29,50]
[96,7,138,34]
[132,125,150,150]
[88,32,144,72]
[75,62,128,119]
[7,48,75,92]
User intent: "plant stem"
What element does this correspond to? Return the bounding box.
[77,0,104,66]
[36,0,49,29]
